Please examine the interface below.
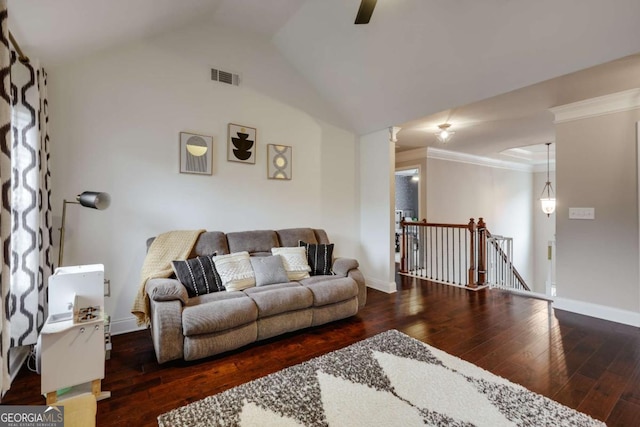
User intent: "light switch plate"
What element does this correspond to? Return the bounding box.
[569,207,595,220]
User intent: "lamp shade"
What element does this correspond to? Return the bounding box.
[540,198,556,215]
[435,123,454,143]
[77,191,111,210]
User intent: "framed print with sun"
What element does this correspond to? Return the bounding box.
[228,123,257,164]
[180,132,213,175]
[267,144,292,180]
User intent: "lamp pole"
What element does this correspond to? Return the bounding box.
[57,191,111,267]
[58,199,80,267]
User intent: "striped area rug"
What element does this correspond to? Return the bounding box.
[158,329,604,426]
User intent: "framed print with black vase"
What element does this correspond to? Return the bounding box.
[227,123,257,164]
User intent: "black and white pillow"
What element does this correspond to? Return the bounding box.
[171,254,224,297]
[299,241,335,276]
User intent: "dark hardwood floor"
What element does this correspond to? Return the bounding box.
[3,275,640,426]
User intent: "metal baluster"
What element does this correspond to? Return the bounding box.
[420,225,425,277]
[429,226,433,280]
[446,227,450,283]
[452,228,456,285]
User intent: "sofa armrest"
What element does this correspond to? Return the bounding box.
[333,258,366,308]
[146,278,188,305]
[347,269,367,308]
[332,257,359,276]
[148,298,185,363]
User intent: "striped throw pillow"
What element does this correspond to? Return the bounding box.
[171,254,224,297]
[299,241,335,276]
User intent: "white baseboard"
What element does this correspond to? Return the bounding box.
[9,346,30,383]
[365,276,397,294]
[110,316,146,336]
[553,297,640,327]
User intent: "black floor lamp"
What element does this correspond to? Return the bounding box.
[58,191,111,267]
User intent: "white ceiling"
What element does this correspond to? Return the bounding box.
[8,0,306,64]
[397,54,640,160]
[9,0,640,161]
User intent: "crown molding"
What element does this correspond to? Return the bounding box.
[550,88,640,123]
[395,147,427,163]
[396,147,554,173]
[426,147,533,172]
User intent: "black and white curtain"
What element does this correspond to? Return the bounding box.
[9,48,53,347]
[0,0,12,393]
[0,0,54,394]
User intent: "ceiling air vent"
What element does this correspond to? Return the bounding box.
[211,68,240,86]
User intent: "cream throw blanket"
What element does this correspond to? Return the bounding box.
[131,229,204,326]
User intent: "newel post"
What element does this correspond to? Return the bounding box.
[467,218,477,288]
[400,219,407,273]
[477,217,487,286]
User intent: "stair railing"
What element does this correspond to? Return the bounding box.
[400,217,529,291]
[400,218,486,288]
[486,232,530,291]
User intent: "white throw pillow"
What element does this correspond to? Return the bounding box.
[213,251,256,291]
[271,247,311,280]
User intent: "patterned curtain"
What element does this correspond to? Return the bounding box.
[9,49,53,347]
[0,0,12,393]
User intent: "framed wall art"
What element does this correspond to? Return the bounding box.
[228,123,257,164]
[267,144,292,180]
[179,132,213,175]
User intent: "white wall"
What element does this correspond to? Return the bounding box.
[532,170,556,294]
[555,108,640,317]
[359,129,396,293]
[426,158,534,285]
[48,23,358,334]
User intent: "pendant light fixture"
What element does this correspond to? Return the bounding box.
[435,123,454,143]
[540,142,556,216]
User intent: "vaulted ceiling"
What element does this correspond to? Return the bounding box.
[9,0,640,158]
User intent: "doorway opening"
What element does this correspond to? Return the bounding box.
[395,167,421,264]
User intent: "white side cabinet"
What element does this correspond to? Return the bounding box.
[41,264,110,404]
[40,316,107,404]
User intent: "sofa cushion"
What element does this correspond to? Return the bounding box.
[194,231,229,256]
[227,230,279,255]
[250,255,289,286]
[172,255,224,297]
[182,295,257,336]
[271,247,311,280]
[186,290,245,307]
[299,241,334,276]
[276,228,317,247]
[300,276,358,307]
[213,251,255,291]
[244,283,313,317]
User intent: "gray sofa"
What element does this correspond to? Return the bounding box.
[146,228,366,363]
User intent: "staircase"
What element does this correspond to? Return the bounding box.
[399,218,530,291]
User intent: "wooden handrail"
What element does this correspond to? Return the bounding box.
[401,220,469,229]
[399,217,531,292]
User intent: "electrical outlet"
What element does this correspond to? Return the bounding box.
[569,207,595,220]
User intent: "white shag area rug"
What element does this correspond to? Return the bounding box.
[158,329,605,427]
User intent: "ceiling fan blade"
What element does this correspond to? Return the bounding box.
[355,0,377,24]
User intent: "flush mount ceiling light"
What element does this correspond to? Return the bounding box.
[540,142,556,217]
[435,123,454,143]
